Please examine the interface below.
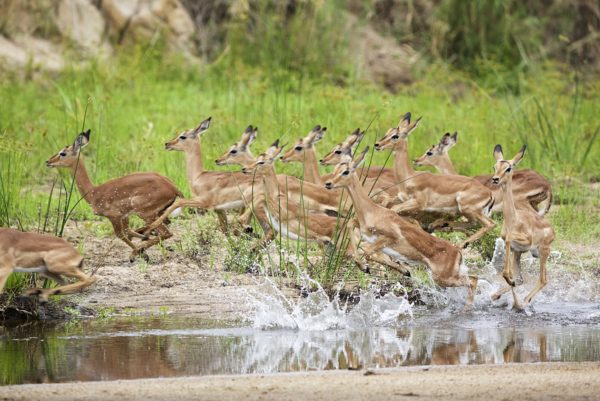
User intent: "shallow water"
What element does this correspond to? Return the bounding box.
[2,239,599,386]
[2,307,600,385]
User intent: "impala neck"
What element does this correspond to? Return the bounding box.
[345,174,377,228]
[393,139,415,182]
[70,157,96,203]
[436,154,457,175]
[261,165,282,211]
[501,174,517,229]
[184,139,204,184]
[303,147,321,184]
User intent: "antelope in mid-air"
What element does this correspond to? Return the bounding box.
[0,228,96,302]
[375,113,496,248]
[46,130,182,261]
[414,132,552,215]
[324,147,477,308]
[489,145,555,310]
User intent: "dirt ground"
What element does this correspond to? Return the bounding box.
[1,362,598,401]
[47,218,302,321]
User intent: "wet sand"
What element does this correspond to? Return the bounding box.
[1,362,599,401]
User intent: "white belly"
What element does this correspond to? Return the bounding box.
[266,209,301,241]
[215,200,245,210]
[14,266,47,273]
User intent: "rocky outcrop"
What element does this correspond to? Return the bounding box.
[0,0,198,73]
[100,0,196,55]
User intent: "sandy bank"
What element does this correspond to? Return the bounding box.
[1,362,599,401]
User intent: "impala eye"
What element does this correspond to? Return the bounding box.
[506,167,512,173]
[59,152,67,157]
[334,150,342,154]
[179,135,187,140]
[230,149,238,154]
[295,146,303,151]
[426,151,433,156]
[342,170,350,176]
[391,135,399,139]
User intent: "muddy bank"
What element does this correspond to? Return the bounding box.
[2,216,598,323]
[1,362,599,401]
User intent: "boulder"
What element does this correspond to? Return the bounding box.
[0,35,64,72]
[100,0,196,55]
[56,0,108,55]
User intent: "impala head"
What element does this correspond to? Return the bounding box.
[374,112,421,151]
[46,129,91,168]
[414,132,458,167]
[241,139,284,176]
[215,125,258,166]
[491,144,526,185]
[280,125,326,163]
[165,116,211,151]
[324,147,369,190]
[320,128,364,165]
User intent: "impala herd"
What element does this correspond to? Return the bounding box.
[0,112,555,311]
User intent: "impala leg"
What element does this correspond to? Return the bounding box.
[524,246,550,305]
[390,198,422,214]
[38,263,96,303]
[138,224,174,253]
[109,218,139,253]
[459,212,495,249]
[464,275,478,311]
[502,240,515,286]
[511,287,524,311]
[0,259,14,295]
[142,198,211,236]
[491,286,511,301]
[215,210,230,234]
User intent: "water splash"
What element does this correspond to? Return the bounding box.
[247,277,412,331]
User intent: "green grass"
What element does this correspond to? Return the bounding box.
[0,47,599,295]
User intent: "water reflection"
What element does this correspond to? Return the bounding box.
[2,319,600,385]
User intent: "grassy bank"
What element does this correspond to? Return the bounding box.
[0,48,599,297]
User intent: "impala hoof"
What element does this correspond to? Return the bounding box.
[461,241,470,249]
[502,272,515,286]
[244,225,254,234]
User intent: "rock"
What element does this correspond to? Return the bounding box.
[56,0,108,55]
[0,35,65,72]
[350,22,417,92]
[100,0,196,55]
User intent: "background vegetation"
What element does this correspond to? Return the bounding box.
[1,0,599,295]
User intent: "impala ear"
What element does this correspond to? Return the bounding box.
[347,128,364,148]
[493,144,504,161]
[195,116,211,134]
[512,144,526,166]
[73,130,90,152]
[307,125,325,145]
[240,126,257,149]
[398,112,411,128]
[439,132,457,152]
[398,113,421,136]
[352,146,369,170]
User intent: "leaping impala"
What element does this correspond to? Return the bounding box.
[144,122,346,238]
[160,117,264,233]
[489,145,555,310]
[414,132,553,216]
[375,113,496,248]
[0,228,97,303]
[46,130,182,261]
[324,147,477,309]
[241,140,401,273]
